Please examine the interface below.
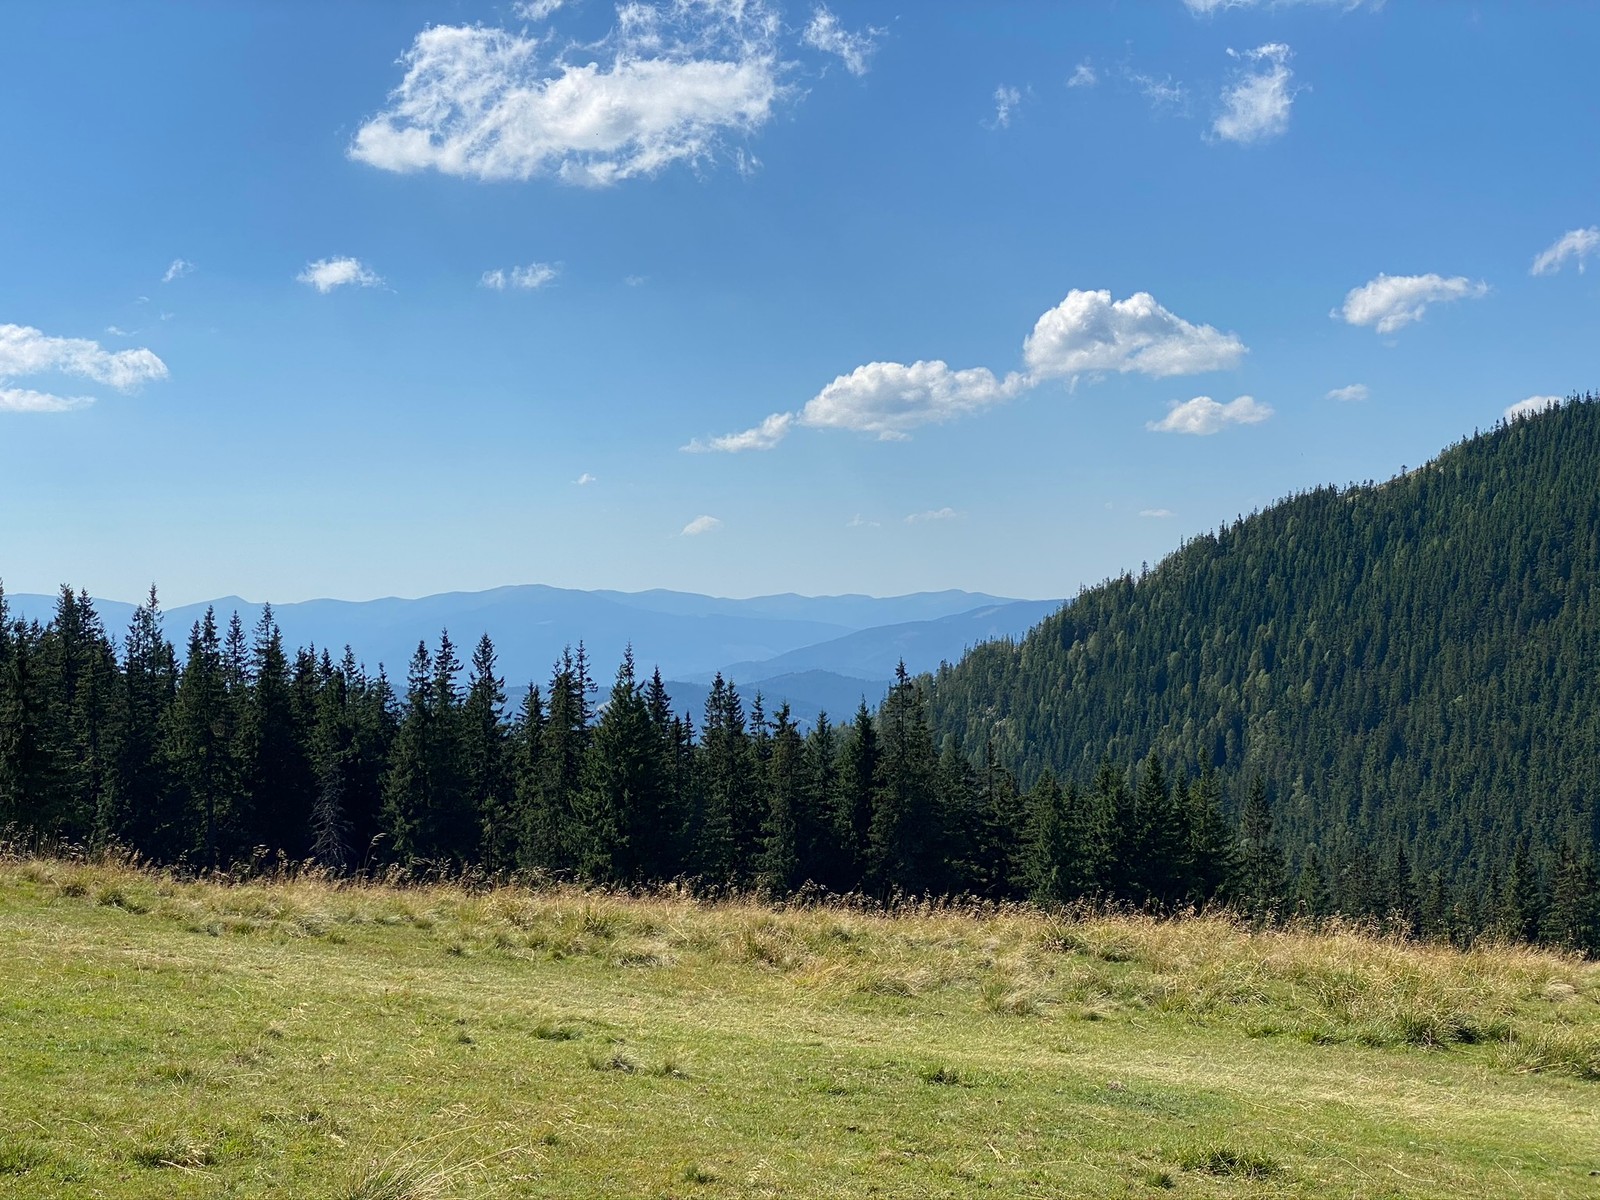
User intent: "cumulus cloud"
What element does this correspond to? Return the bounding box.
[1139,508,1176,518]
[1023,289,1246,382]
[689,289,1244,451]
[991,85,1023,129]
[684,411,795,453]
[1325,383,1369,402]
[481,262,560,289]
[802,6,881,76]
[1211,43,1294,144]
[350,3,797,187]
[297,257,384,293]
[1067,62,1097,88]
[1337,272,1488,334]
[1504,395,1564,421]
[0,322,168,413]
[802,361,1024,439]
[1530,227,1600,276]
[162,258,193,283]
[1147,394,1272,435]
[681,514,722,536]
[905,507,959,524]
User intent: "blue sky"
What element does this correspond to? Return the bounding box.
[2,0,1596,605]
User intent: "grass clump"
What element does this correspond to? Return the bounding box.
[1178,1143,1281,1179]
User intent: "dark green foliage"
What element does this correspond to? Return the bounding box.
[3,400,1600,949]
[930,396,1600,925]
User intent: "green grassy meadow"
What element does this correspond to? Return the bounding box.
[1,857,1597,1198]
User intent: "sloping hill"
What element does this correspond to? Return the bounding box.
[928,396,1600,888]
[4,586,1026,687]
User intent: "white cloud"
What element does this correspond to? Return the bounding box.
[0,322,168,414]
[624,274,648,287]
[481,262,560,289]
[1023,289,1247,382]
[683,411,794,453]
[681,514,722,536]
[162,258,193,284]
[905,507,959,524]
[1139,508,1176,518]
[575,472,597,485]
[799,360,1025,439]
[1504,395,1564,421]
[691,289,1244,451]
[1211,43,1294,144]
[105,325,132,337]
[991,85,1022,129]
[801,6,880,77]
[1530,227,1600,276]
[515,0,566,19]
[1325,383,1369,402]
[350,5,789,188]
[1148,394,1273,435]
[846,513,880,528]
[1183,0,1383,12]
[1129,72,1188,112]
[1067,62,1097,89]
[1337,272,1488,334]
[297,257,384,293]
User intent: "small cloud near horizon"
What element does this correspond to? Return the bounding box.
[297,257,384,293]
[681,514,722,536]
[905,507,960,524]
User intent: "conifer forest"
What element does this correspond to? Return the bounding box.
[3,401,1599,956]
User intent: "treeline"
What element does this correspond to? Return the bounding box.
[929,396,1600,952]
[1,583,1596,952]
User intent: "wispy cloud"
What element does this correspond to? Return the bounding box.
[1530,227,1600,276]
[514,0,565,19]
[1504,395,1563,421]
[990,85,1023,129]
[1139,508,1176,518]
[1,322,168,413]
[575,472,597,485]
[351,0,870,188]
[1325,383,1369,402]
[1148,394,1272,435]
[1183,0,1384,12]
[906,507,960,524]
[681,514,722,536]
[689,289,1245,452]
[802,5,882,76]
[1211,43,1295,144]
[481,262,559,290]
[846,513,880,528]
[297,257,384,293]
[1129,71,1189,113]
[1337,272,1488,334]
[162,258,193,284]
[1067,62,1098,89]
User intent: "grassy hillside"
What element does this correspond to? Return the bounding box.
[2,857,1597,1198]
[929,397,1600,889]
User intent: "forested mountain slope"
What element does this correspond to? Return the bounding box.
[929,396,1600,890]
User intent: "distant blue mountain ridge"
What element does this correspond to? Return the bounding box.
[6,585,1061,726]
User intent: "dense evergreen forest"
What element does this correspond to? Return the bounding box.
[929,395,1600,951]
[2,400,1598,954]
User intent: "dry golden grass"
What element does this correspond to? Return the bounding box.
[1,853,1597,1197]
